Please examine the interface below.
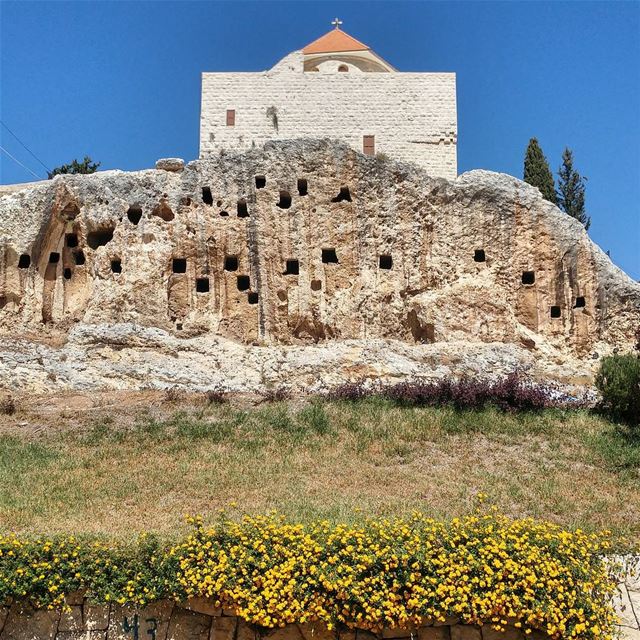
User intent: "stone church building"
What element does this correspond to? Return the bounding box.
[199,22,458,179]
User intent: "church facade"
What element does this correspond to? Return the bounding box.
[199,23,457,179]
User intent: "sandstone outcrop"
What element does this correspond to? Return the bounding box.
[0,140,637,392]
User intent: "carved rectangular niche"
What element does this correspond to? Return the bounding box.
[196,277,210,293]
[172,258,187,274]
[321,249,338,264]
[284,259,299,275]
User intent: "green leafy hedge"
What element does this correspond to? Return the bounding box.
[0,512,625,639]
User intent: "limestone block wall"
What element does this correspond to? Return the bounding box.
[0,599,547,640]
[200,52,457,180]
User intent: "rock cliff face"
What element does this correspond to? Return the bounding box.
[0,140,638,392]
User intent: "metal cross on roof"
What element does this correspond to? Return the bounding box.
[331,17,343,29]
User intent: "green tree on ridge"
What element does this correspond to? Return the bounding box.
[557,147,590,230]
[48,156,100,179]
[523,138,557,204]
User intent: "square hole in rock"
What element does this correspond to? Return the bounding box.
[255,175,266,189]
[237,199,249,218]
[574,296,586,308]
[379,255,393,270]
[49,252,60,264]
[248,292,259,304]
[202,187,213,206]
[237,275,250,291]
[522,271,535,285]
[297,179,308,196]
[322,248,338,264]
[172,258,187,273]
[65,233,78,248]
[18,254,31,269]
[111,259,122,274]
[224,255,238,271]
[284,259,299,275]
[63,268,72,280]
[196,277,210,293]
[474,249,486,262]
[73,250,85,266]
[277,191,292,209]
[550,306,561,318]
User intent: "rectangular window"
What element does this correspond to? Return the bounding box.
[363,135,375,155]
[226,109,236,126]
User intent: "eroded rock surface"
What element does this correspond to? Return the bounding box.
[0,140,637,392]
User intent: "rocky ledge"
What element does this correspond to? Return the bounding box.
[0,140,638,393]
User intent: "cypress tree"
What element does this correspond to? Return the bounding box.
[523,138,557,204]
[557,147,590,230]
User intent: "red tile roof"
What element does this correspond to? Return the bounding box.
[302,29,370,55]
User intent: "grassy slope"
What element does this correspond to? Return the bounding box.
[0,397,638,544]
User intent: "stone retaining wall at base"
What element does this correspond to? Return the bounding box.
[0,598,549,640]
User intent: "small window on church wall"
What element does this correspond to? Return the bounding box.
[363,135,375,155]
[338,65,349,72]
[522,271,535,285]
[226,110,236,126]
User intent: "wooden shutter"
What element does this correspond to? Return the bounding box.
[226,110,236,126]
[363,135,375,155]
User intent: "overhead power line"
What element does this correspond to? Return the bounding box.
[0,144,43,181]
[0,120,51,173]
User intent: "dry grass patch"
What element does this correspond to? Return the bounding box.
[0,396,637,545]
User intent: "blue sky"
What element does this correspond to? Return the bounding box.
[1,0,638,278]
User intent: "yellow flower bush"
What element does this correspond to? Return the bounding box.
[0,512,625,639]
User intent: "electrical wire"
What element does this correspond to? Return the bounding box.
[0,144,43,180]
[1,120,51,173]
